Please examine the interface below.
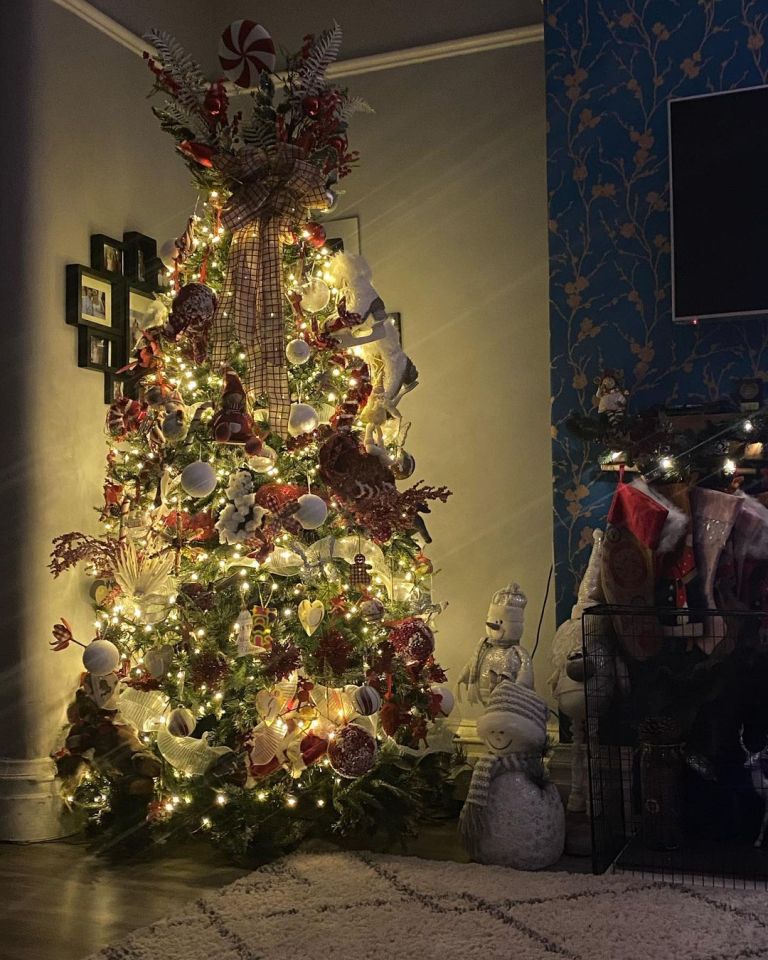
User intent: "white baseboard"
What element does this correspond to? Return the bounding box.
[0,756,74,841]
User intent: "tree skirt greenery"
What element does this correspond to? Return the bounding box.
[87,850,768,959]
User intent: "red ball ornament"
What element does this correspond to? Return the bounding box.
[328,723,377,779]
[327,135,348,156]
[303,222,326,249]
[302,95,321,118]
[388,618,435,666]
[171,282,217,332]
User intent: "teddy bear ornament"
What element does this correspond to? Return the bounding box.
[458,582,533,704]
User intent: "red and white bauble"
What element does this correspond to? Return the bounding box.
[432,685,455,717]
[328,723,377,778]
[167,707,196,737]
[359,597,385,622]
[351,684,381,717]
[218,20,276,88]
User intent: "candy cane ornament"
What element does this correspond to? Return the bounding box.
[218,21,276,88]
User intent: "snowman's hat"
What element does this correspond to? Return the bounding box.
[489,582,527,620]
[483,679,548,737]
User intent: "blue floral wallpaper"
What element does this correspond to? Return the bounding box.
[546,0,768,623]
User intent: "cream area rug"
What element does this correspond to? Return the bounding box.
[88,850,768,960]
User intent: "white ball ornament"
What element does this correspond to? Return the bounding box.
[248,444,277,473]
[82,639,120,677]
[167,706,196,738]
[300,277,331,313]
[295,494,328,530]
[180,460,217,498]
[286,339,311,365]
[288,403,319,437]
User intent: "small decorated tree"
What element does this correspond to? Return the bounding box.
[50,21,457,858]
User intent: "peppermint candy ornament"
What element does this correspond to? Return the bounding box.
[218,21,276,88]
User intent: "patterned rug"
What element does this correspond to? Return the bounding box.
[87,850,768,960]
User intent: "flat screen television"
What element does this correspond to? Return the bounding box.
[669,85,768,323]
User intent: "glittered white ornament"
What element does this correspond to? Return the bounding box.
[300,277,331,313]
[432,685,455,717]
[180,460,217,498]
[288,403,319,437]
[144,644,174,678]
[167,706,196,737]
[82,639,120,677]
[295,493,328,530]
[286,339,312,365]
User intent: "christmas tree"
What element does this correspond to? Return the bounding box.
[50,22,457,859]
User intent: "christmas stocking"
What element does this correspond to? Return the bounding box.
[690,487,742,655]
[601,481,667,660]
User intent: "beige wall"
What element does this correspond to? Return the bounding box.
[0,0,550,837]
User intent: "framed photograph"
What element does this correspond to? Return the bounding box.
[66,264,123,330]
[78,326,122,372]
[123,231,161,291]
[103,372,125,405]
[90,234,125,275]
[321,216,360,255]
[127,287,157,349]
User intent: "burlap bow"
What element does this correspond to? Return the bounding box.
[209,143,329,436]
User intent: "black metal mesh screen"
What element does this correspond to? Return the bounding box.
[582,605,768,886]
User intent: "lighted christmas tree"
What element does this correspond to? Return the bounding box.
[49,22,457,858]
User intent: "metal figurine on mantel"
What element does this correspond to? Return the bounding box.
[458,582,533,704]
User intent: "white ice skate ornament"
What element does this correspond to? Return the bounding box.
[327,253,419,421]
[458,582,534,705]
[459,678,565,869]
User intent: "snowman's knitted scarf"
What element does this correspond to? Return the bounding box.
[459,752,546,856]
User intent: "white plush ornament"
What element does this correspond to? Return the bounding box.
[298,598,325,636]
[432,684,455,717]
[299,277,331,313]
[144,644,174,678]
[156,724,232,776]
[180,460,217,498]
[82,639,120,676]
[248,444,277,473]
[286,338,312,365]
[288,403,319,436]
[295,493,328,530]
[167,706,196,737]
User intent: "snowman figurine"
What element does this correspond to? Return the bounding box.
[459,676,565,869]
[458,582,533,704]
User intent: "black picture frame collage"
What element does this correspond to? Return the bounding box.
[66,232,163,402]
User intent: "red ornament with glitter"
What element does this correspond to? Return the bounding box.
[388,617,435,666]
[328,723,377,778]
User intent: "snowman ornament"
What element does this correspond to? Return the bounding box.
[459,676,565,869]
[458,582,533,704]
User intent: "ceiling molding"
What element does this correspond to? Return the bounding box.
[50,0,543,87]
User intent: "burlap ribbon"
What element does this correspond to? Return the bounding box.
[209,144,329,436]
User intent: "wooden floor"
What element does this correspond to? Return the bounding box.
[0,822,591,960]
